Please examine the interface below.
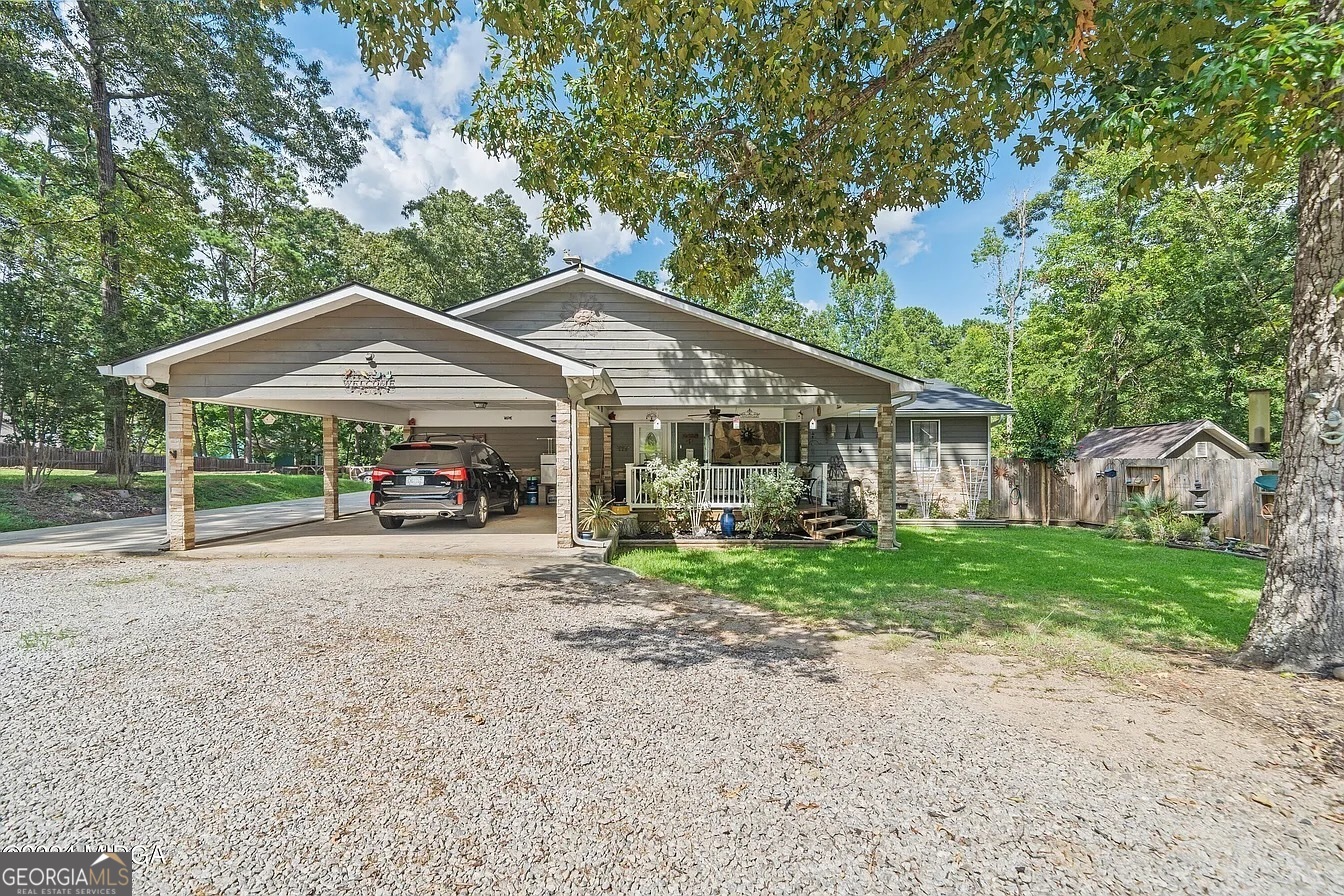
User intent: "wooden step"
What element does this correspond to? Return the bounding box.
[811,523,861,539]
[802,513,847,530]
[796,504,837,518]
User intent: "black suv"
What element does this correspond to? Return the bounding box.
[369,438,522,530]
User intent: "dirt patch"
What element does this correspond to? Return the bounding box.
[834,633,1344,786]
[3,483,162,527]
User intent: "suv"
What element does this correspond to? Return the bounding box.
[369,438,522,530]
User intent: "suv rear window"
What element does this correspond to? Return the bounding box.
[379,444,465,467]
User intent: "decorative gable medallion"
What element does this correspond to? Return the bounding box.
[561,300,604,335]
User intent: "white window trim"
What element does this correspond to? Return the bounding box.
[1194,440,1211,458]
[912,419,941,471]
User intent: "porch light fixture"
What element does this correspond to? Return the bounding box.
[474,401,488,409]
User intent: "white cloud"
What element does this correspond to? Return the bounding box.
[312,20,638,264]
[871,208,927,266]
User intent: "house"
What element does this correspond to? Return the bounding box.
[806,380,1012,518]
[99,264,1009,550]
[1075,420,1260,461]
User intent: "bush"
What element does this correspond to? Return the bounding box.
[642,456,702,535]
[743,464,808,538]
[1107,493,1200,543]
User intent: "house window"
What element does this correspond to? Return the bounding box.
[1194,440,1211,458]
[912,420,940,470]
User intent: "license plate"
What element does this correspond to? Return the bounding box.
[403,475,425,486]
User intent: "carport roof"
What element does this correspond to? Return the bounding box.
[99,282,603,382]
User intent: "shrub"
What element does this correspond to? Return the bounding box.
[642,456,702,535]
[743,464,808,538]
[1107,493,1199,543]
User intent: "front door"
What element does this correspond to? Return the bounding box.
[633,423,668,464]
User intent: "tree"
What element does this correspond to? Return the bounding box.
[823,274,900,365]
[368,188,552,307]
[4,0,365,484]
[972,191,1049,428]
[1016,150,1294,436]
[226,1,1344,669]
[945,321,1007,402]
[1008,395,1076,527]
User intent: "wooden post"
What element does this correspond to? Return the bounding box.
[555,401,574,548]
[322,415,339,521]
[876,402,896,549]
[166,398,195,551]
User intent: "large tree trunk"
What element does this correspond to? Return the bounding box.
[79,0,132,487]
[1238,137,1344,673]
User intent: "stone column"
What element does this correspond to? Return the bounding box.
[555,400,574,548]
[166,398,196,551]
[322,415,339,521]
[876,402,896,550]
[602,424,613,500]
[575,409,592,504]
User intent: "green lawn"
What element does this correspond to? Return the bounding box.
[0,468,367,532]
[615,527,1266,658]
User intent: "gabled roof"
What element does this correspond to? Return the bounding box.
[98,282,603,382]
[447,264,924,393]
[1075,419,1258,459]
[892,379,1012,415]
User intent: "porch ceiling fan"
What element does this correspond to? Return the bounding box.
[687,406,761,421]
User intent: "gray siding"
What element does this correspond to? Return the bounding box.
[471,283,890,406]
[893,416,991,468]
[478,426,554,476]
[170,300,568,402]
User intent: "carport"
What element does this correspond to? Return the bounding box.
[100,283,612,551]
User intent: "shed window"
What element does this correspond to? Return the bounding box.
[912,420,941,470]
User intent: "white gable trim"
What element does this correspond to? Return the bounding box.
[450,266,924,392]
[98,283,602,382]
[1162,420,1257,459]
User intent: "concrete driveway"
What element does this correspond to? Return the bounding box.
[192,504,568,559]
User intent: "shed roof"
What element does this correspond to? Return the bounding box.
[893,379,1013,415]
[1074,419,1257,459]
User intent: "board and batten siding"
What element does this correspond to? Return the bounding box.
[469,283,891,407]
[169,300,569,402]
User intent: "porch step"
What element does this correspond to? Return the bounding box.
[811,522,861,539]
[802,513,847,530]
[796,504,837,518]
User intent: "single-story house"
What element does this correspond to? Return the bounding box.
[99,264,1010,549]
[1075,420,1260,461]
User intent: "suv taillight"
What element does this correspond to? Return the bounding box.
[435,466,468,482]
[370,466,395,483]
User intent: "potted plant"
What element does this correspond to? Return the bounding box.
[578,495,619,539]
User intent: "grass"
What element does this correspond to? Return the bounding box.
[18,627,77,649]
[0,468,368,532]
[615,526,1266,660]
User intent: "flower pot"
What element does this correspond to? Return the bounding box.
[719,508,737,537]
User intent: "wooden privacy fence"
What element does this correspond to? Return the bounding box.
[991,456,1279,544]
[0,445,271,473]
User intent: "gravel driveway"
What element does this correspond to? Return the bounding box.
[1,553,1339,895]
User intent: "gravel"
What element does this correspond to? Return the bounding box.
[0,553,1339,895]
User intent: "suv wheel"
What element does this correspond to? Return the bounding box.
[466,493,489,528]
[503,488,521,515]
[378,515,404,530]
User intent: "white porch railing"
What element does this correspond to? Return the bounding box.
[624,463,828,509]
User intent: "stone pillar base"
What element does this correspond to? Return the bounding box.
[322,415,339,521]
[166,398,196,551]
[555,401,574,548]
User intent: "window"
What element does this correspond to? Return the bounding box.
[911,420,940,470]
[1194,440,1211,458]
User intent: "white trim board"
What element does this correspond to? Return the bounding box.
[449,266,924,393]
[99,283,602,383]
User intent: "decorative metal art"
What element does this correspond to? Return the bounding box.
[561,300,605,335]
[1322,407,1344,445]
[344,367,396,394]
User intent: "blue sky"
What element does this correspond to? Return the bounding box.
[282,12,1055,324]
